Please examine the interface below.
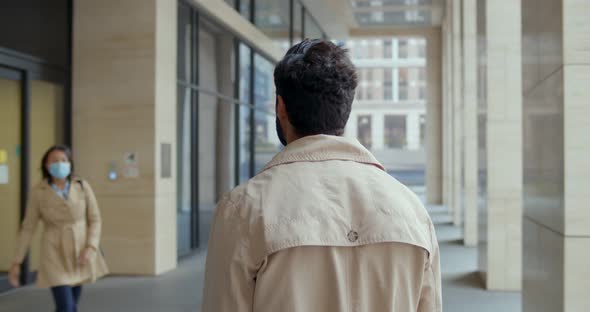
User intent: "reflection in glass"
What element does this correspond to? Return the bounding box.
[239,44,252,183]
[177,85,192,256]
[198,91,218,247]
[240,0,251,20]
[255,0,291,54]
[254,54,281,174]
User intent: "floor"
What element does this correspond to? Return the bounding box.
[0,205,521,312]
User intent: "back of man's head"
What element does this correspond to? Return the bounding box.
[274,39,358,137]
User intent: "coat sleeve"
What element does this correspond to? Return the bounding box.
[13,188,41,264]
[202,194,256,312]
[418,222,443,312]
[83,181,102,250]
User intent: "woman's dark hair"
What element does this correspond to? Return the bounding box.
[274,39,358,137]
[41,145,74,182]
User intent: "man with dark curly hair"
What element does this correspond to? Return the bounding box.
[202,39,441,312]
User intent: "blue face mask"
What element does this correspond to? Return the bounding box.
[49,162,71,179]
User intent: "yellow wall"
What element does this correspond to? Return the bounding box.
[0,79,21,272]
[28,80,64,271]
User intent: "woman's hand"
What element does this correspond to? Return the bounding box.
[78,246,96,266]
[9,263,20,287]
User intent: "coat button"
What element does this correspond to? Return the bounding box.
[347,230,358,242]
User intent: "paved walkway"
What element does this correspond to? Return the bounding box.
[0,206,521,312]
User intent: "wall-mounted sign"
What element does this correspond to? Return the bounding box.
[123,152,139,178]
[0,149,7,164]
[0,164,8,184]
[161,143,172,179]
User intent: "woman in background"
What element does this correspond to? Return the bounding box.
[9,145,108,312]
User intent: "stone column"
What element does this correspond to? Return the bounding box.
[425,29,443,204]
[73,0,177,274]
[522,0,590,310]
[462,0,478,247]
[478,0,522,290]
[442,4,454,209]
[451,0,463,226]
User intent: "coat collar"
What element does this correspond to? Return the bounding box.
[261,135,385,173]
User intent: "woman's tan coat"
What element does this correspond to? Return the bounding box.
[13,178,108,288]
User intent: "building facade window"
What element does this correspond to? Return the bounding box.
[398,39,408,58]
[384,68,393,100]
[384,115,407,149]
[255,0,290,54]
[357,115,372,149]
[384,39,393,58]
[398,67,409,100]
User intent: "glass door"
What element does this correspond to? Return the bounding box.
[0,66,67,292]
[0,66,23,291]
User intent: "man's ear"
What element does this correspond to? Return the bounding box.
[277,95,288,120]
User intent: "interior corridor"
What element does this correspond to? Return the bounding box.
[0,202,521,312]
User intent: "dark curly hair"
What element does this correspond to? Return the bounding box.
[274,39,358,137]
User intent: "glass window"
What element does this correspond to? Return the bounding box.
[419,85,426,100]
[384,68,393,100]
[398,39,408,58]
[240,0,252,20]
[178,2,192,82]
[304,11,323,39]
[357,115,372,149]
[418,67,426,81]
[384,39,393,58]
[177,85,192,256]
[419,114,426,148]
[255,0,290,54]
[254,54,281,174]
[384,115,407,149]
[198,91,218,247]
[398,68,408,100]
[418,39,426,58]
[238,44,252,183]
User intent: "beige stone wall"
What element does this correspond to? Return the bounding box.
[522,0,590,310]
[462,0,478,247]
[482,0,523,291]
[72,0,176,275]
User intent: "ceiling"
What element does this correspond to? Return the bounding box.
[350,0,444,27]
[302,0,445,39]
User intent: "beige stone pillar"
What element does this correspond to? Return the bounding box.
[478,0,522,290]
[462,0,478,247]
[442,3,454,210]
[451,0,463,226]
[522,0,590,310]
[72,0,177,275]
[425,29,443,205]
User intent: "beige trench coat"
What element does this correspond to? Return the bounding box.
[14,178,108,288]
[202,135,442,312]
